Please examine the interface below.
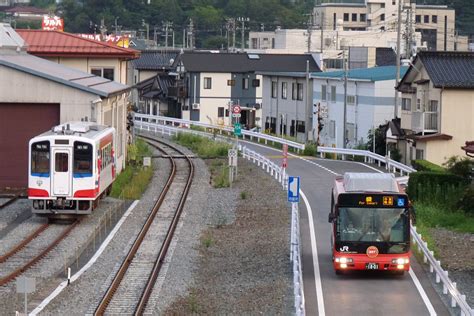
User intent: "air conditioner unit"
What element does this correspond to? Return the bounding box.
[192,103,200,110]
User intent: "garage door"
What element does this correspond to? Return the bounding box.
[0,103,59,189]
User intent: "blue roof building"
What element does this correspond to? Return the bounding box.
[311,66,406,149]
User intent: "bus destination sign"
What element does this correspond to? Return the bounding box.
[338,193,408,208]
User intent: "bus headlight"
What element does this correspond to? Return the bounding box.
[335,257,353,264]
[392,258,409,265]
[397,264,404,269]
[340,263,348,269]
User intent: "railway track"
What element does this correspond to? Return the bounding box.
[0,220,79,287]
[0,195,20,209]
[94,137,194,315]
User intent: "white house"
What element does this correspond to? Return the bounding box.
[312,66,408,148]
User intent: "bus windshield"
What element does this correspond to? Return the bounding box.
[337,207,409,244]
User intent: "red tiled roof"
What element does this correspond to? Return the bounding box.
[16,29,140,59]
[4,6,48,14]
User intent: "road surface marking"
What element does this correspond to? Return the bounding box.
[409,268,437,316]
[301,190,326,316]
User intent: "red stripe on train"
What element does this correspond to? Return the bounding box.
[74,189,97,198]
[28,188,49,197]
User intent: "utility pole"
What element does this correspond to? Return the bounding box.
[320,12,324,54]
[394,0,402,118]
[343,49,348,149]
[183,28,186,48]
[237,17,249,51]
[187,19,194,49]
[226,18,236,51]
[305,60,311,143]
[306,14,313,53]
[162,21,173,49]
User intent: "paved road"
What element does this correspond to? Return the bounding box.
[241,142,449,316]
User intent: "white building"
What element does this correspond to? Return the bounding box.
[312,65,408,148]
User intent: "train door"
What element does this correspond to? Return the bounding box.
[52,148,72,196]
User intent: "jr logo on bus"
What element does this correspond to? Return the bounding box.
[366,246,379,258]
[339,246,349,252]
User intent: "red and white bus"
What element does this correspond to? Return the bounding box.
[328,173,411,275]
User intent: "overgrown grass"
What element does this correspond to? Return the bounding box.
[173,133,231,158]
[110,139,154,199]
[415,202,474,234]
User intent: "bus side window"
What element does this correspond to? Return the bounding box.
[329,190,335,223]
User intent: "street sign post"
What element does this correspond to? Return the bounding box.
[282,144,288,168]
[234,122,242,136]
[288,176,300,203]
[17,276,35,315]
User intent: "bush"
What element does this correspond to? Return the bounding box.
[457,186,474,215]
[443,156,473,179]
[407,172,469,209]
[173,133,231,158]
[303,143,317,156]
[411,160,445,173]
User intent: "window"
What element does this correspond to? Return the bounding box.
[381,3,385,8]
[360,14,366,22]
[227,79,235,86]
[204,77,212,89]
[31,141,50,175]
[74,142,92,176]
[282,82,287,99]
[331,86,336,102]
[402,98,412,111]
[424,15,429,23]
[380,14,385,21]
[344,13,349,21]
[416,149,424,160]
[292,83,297,100]
[100,143,113,170]
[352,13,357,22]
[91,67,115,81]
[242,78,249,90]
[347,95,355,105]
[271,81,277,98]
[415,15,421,23]
[428,100,438,112]
[329,120,336,138]
[252,79,260,87]
[55,153,69,172]
[321,85,327,101]
[432,15,438,23]
[297,83,304,101]
[416,98,421,111]
[218,107,224,117]
[251,38,258,49]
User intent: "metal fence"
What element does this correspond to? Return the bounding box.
[134,113,305,152]
[134,116,472,316]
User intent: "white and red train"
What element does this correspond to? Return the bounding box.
[28,122,116,215]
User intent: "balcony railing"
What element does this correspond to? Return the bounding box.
[412,111,438,134]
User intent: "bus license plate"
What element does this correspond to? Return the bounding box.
[366,263,378,270]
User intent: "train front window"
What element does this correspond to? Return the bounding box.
[337,207,408,244]
[55,153,69,172]
[74,142,92,176]
[31,141,50,175]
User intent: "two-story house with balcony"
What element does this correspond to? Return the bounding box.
[397,51,474,166]
[312,65,407,149]
[173,52,321,130]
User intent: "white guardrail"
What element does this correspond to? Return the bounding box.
[134,116,472,316]
[134,113,305,152]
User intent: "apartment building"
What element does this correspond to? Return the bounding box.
[313,0,467,51]
[312,65,407,149]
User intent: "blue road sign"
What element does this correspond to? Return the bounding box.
[288,176,300,203]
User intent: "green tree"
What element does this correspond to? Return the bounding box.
[366,126,386,156]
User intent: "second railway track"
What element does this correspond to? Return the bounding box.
[95,136,195,315]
